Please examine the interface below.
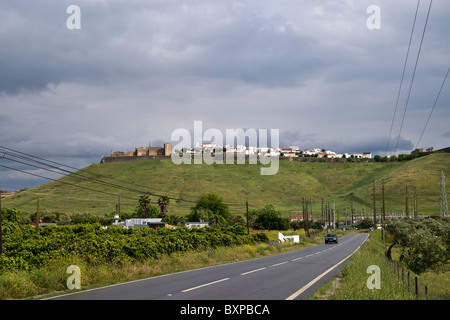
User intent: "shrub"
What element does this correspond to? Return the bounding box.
[252,205,288,230]
[0,222,267,274]
[356,218,375,229]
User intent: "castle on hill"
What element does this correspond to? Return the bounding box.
[100,143,172,163]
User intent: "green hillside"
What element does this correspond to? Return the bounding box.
[3,153,449,218]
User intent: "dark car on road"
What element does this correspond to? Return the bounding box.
[325,233,338,244]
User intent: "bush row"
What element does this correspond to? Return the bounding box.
[0,221,268,274]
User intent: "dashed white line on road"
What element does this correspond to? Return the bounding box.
[240,267,267,275]
[181,278,230,292]
[271,261,288,267]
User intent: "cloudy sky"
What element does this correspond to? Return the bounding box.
[1,0,449,190]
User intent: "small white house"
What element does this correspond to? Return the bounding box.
[185,222,210,229]
[124,218,163,228]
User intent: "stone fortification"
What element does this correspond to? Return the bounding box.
[101,143,172,163]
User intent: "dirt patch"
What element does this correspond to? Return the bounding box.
[317,276,342,300]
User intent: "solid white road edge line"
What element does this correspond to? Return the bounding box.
[285,233,369,300]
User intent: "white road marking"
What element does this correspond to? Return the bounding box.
[271,261,288,267]
[181,278,230,292]
[240,267,267,275]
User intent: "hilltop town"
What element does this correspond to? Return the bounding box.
[101,142,372,163]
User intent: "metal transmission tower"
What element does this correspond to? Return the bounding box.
[440,170,448,217]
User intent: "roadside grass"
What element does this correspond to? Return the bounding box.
[310,230,449,300]
[2,230,343,300]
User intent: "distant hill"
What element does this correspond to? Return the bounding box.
[3,153,449,218]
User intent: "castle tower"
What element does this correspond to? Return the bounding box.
[164,143,172,156]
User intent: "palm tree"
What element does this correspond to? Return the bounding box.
[139,195,151,218]
[158,196,170,219]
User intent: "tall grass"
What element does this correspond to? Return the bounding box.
[311,230,449,300]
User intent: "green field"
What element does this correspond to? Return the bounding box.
[3,153,450,217]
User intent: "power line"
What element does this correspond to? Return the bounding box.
[385,0,421,156]
[0,145,182,198]
[0,164,136,200]
[0,146,199,203]
[394,0,433,154]
[1,152,170,200]
[415,66,450,149]
[0,146,249,207]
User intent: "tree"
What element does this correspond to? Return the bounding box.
[356,218,375,229]
[139,195,151,218]
[252,204,289,230]
[164,214,185,226]
[409,148,422,159]
[386,218,450,274]
[290,220,303,231]
[189,193,231,224]
[157,196,170,219]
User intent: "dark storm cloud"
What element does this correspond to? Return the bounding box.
[0,0,336,95]
[0,0,449,190]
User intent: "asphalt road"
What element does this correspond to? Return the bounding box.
[46,232,369,300]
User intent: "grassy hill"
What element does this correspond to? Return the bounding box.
[3,153,449,218]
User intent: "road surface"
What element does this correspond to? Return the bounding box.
[45,232,369,300]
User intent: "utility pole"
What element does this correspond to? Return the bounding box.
[381,179,386,243]
[246,200,249,235]
[321,198,324,220]
[351,201,354,225]
[333,202,336,231]
[327,201,330,231]
[302,197,309,237]
[36,196,40,234]
[439,170,448,217]
[344,205,347,225]
[382,179,386,226]
[302,197,305,222]
[306,200,310,237]
[372,179,376,225]
[413,186,418,219]
[405,186,409,218]
[0,190,3,255]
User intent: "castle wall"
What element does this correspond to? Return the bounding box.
[100,155,169,163]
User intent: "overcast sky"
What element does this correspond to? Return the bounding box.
[1,0,449,190]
